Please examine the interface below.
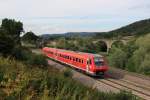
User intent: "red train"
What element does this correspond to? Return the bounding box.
[42,47,109,76]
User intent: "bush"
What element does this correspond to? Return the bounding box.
[108,33,150,75]
[63,69,72,77]
[141,54,150,75]
[108,47,127,69]
[9,46,48,68]
[0,72,4,82]
[26,54,48,67]
[11,47,31,60]
[115,90,137,100]
[126,34,150,75]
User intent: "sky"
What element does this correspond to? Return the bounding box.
[0,0,150,35]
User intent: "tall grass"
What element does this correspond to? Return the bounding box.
[0,57,139,100]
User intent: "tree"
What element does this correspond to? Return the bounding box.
[108,47,127,69]
[1,18,23,46]
[22,31,39,44]
[0,18,23,56]
[127,34,150,74]
[111,41,124,49]
[0,29,14,55]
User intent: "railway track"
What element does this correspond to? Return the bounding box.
[107,67,150,96]
[118,79,150,91]
[98,78,150,100]
[108,67,150,83]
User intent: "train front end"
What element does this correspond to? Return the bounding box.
[92,56,109,75]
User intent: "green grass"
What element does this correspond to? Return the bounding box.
[0,56,140,100]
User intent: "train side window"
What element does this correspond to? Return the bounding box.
[76,58,78,62]
[79,59,81,63]
[82,60,84,63]
[73,57,75,61]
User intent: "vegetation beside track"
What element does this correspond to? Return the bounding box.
[108,33,150,75]
[0,56,139,100]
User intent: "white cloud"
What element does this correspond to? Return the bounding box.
[0,0,150,34]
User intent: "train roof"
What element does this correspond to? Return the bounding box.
[43,47,103,58]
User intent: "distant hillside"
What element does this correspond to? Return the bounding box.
[109,18,150,36]
[96,18,150,38]
[64,32,100,37]
[40,32,101,40]
[41,18,150,39]
[40,34,64,40]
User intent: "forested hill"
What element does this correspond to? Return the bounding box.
[41,18,150,39]
[96,18,150,38]
[110,18,150,35]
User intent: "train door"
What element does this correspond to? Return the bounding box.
[86,58,91,73]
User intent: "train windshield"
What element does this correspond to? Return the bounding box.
[94,57,104,66]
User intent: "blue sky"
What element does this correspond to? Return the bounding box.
[0,0,150,35]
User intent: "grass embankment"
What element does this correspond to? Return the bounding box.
[0,55,139,100]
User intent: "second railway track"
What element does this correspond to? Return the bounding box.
[108,67,150,88]
[98,78,150,100]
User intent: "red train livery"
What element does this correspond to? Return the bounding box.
[42,47,109,76]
